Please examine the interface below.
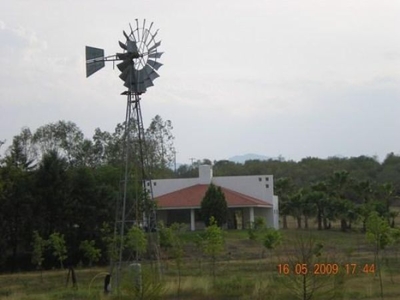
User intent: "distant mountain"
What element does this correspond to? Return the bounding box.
[228,153,272,164]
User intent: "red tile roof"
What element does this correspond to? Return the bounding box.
[155,184,272,209]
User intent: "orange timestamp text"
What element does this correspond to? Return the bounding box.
[277,263,375,275]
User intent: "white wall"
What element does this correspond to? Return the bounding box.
[150,165,213,197]
[149,178,199,197]
[199,165,213,184]
[213,175,274,204]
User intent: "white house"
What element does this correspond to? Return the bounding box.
[148,165,279,231]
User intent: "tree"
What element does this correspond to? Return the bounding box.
[274,177,295,229]
[354,180,373,232]
[92,127,120,166]
[33,121,84,164]
[169,223,186,296]
[157,221,186,295]
[327,170,352,231]
[100,222,119,264]
[68,166,113,247]
[247,217,268,258]
[247,217,266,241]
[31,231,48,280]
[376,183,396,222]
[4,130,36,169]
[263,227,282,272]
[309,182,329,230]
[263,227,282,250]
[278,233,343,300]
[200,217,224,282]
[248,217,282,260]
[126,226,147,260]
[366,211,394,299]
[301,191,317,229]
[289,191,304,229]
[0,136,35,270]
[35,150,70,236]
[79,240,101,267]
[49,232,68,269]
[200,184,228,227]
[145,115,175,172]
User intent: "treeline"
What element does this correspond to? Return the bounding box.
[177,155,400,187]
[0,117,175,272]
[177,155,400,232]
[1,117,400,272]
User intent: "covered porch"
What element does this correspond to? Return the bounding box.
[157,206,272,231]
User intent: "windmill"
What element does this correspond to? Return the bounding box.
[85,19,163,289]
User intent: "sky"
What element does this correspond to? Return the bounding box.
[1,0,399,164]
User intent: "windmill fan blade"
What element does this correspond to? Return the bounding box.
[148,70,159,82]
[136,69,147,82]
[137,82,147,93]
[147,59,163,71]
[124,71,138,88]
[123,30,130,40]
[144,79,154,88]
[116,52,132,60]
[119,41,127,50]
[147,41,161,53]
[148,52,163,59]
[142,65,160,82]
[124,81,146,94]
[117,60,132,72]
[127,40,138,53]
[119,65,133,81]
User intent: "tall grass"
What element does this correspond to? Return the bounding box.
[1,227,400,299]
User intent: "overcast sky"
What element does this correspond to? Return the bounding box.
[1,0,399,164]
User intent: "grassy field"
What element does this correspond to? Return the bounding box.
[1,224,400,300]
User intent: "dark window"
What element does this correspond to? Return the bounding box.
[266,184,269,188]
[265,177,269,181]
[259,177,262,182]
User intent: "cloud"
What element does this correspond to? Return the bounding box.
[0,21,47,61]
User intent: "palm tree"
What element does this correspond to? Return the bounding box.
[327,171,352,231]
[354,180,373,232]
[310,182,330,230]
[289,191,304,229]
[274,177,295,229]
[302,193,317,229]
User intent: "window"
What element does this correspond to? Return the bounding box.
[266,184,269,188]
[265,177,269,181]
[146,182,150,186]
[258,177,262,182]
[153,181,157,186]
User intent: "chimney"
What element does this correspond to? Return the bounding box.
[199,165,212,184]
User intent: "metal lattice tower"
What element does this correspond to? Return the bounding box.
[85,19,163,291]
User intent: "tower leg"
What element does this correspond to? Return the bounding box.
[113,92,162,292]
